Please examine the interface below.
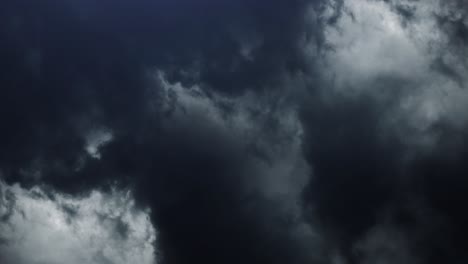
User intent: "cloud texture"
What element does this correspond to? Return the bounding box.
[0,181,156,264]
[1,0,468,263]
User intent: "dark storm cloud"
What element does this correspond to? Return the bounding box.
[0,0,321,183]
[3,0,468,264]
[88,79,322,264]
[1,1,328,264]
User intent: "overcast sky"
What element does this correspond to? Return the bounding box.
[1,0,468,263]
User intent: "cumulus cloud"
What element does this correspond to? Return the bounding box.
[0,181,156,264]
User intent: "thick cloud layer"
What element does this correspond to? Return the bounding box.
[1,0,468,264]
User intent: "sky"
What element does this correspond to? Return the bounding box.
[1,0,468,263]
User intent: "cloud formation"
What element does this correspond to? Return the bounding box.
[0,181,156,264]
[300,0,468,262]
[1,0,468,263]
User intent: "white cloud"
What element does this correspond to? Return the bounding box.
[0,181,157,264]
[307,0,468,151]
[319,0,429,91]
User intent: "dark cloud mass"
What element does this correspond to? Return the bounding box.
[1,0,468,264]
